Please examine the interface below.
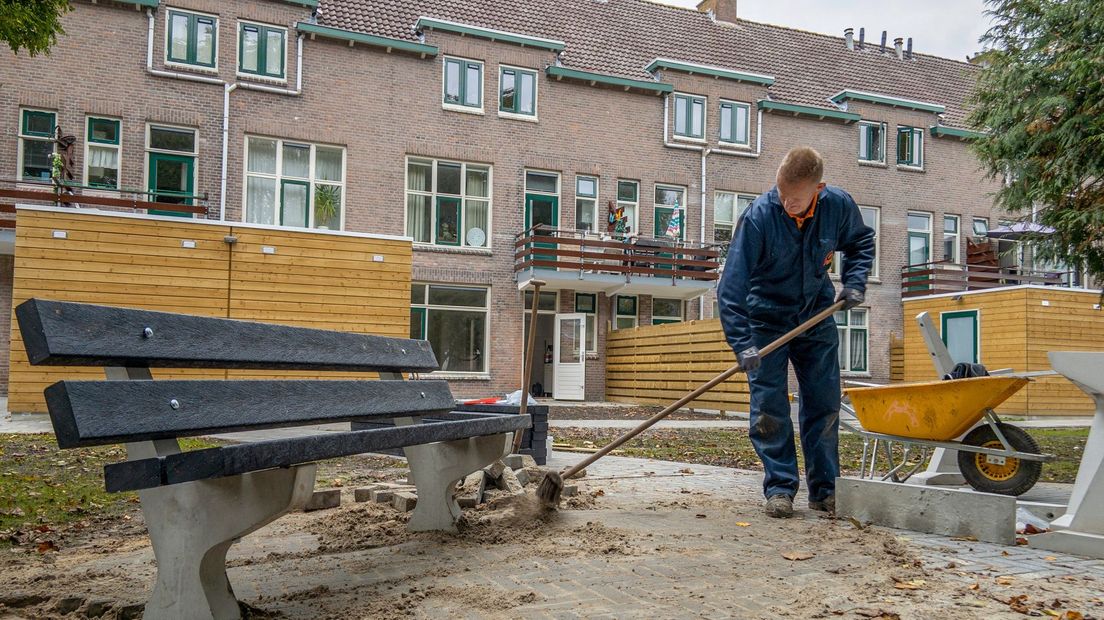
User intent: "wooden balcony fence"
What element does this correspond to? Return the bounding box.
[901,260,1076,298]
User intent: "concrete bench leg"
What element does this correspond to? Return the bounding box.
[395,417,510,533]
[139,464,317,620]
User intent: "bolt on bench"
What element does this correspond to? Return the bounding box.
[16,299,530,620]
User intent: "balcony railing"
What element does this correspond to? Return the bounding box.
[514,226,721,281]
[901,260,1076,297]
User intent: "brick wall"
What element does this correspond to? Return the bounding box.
[0,0,1002,399]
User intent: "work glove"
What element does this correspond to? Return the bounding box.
[738,346,761,373]
[836,287,864,311]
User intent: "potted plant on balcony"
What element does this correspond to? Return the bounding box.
[314,185,340,230]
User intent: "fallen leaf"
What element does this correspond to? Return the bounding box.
[1043,611,1061,618]
[735,522,751,527]
[36,540,58,553]
[951,536,978,542]
[892,579,925,590]
[855,610,900,620]
[695,514,706,519]
[969,583,980,591]
[996,577,1014,586]
[848,516,866,530]
[1008,594,1030,614]
[1044,556,1057,562]
[782,551,815,561]
[1015,537,1029,545]
[678,468,694,474]
[1001,550,1010,556]
[1023,523,1048,535]
[1061,612,1084,620]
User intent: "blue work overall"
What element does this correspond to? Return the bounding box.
[718,186,875,502]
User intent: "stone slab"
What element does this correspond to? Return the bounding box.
[836,477,1016,545]
[303,489,341,512]
[392,491,418,512]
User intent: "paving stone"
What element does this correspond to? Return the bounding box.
[484,460,507,482]
[503,454,525,469]
[54,597,84,614]
[303,489,341,512]
[392,491,418,512]
[515,468,530,487]
[501,467,525,495]
[456,471,486,508]
[562,484,579,497]
[353,486,376,502]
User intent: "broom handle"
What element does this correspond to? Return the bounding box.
[558,300,846,479]
[512,280,546,453]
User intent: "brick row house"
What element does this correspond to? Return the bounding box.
[1,0,1005,401]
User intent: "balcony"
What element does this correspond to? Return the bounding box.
[514,226,722,299]
[901,260,1080,298]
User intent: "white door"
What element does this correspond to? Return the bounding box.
[553,313,586,401]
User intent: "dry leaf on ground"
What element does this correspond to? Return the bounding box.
[782,551,815,561]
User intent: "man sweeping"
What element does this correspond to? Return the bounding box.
[719,146,875,518]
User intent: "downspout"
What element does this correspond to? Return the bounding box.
[146,9,224,85]
[660,94,710,318]
[219,83,238,222]
[700,147,709,319]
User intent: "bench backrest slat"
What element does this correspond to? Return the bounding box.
[16,299,439,372]
[46,379,456,448]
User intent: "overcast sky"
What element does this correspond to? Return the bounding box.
[656,0,993,62]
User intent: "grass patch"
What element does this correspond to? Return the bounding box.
[555,426,1090,484]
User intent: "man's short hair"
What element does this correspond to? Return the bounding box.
[777,147,824,185]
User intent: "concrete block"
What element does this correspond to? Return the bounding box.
[515,468,530,487]
[455,471,486,509]
[563,484,579,497]
[392,491,418,512]
[836,477,1016,545]
[519,454,538,469]
[304,489,341,512]
[500,467,525,495]
[483,460,507,482]
[369,485,414,504]
[354,487,375,503]
[503,454,525,470]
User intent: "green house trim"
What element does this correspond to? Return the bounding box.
[830,90,946,114]
[415,17,565,52]
[645,58,775,86]
[757,99,860,123]
[930,125,986,140]
[295,22,439,56]
[546,66,673,94]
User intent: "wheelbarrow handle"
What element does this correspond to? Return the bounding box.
[558,300,846,479]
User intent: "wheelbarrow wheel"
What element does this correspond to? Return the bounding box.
[957,423,1042,496]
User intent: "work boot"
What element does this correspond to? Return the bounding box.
[808,495,836,513]
[764,494,794,518]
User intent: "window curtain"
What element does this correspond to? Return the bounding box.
[464,168,489,246]
[87,146,118,169]
[850,330,867,371]
[246,177,276,225]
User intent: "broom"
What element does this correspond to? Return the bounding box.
[537,300,846,509]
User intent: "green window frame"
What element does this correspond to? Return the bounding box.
[18,109,56,181]
[615,295,637,330]
[674,94,705,139]
[654,184,686,240]
[719,101,750,145]
[835,308,869,373]
[652,298,684,325]
[166,9,218,68]
[575,175,598,233]
[575,293,597,353]
[499,66,536,116]
[86,117,121,189]
[239,22,286,79]
[444,57,483,109]
[897,125,924,168]
[941,310,979,365]
[858,121,885,163]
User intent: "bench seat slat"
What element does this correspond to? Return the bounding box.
[17,299,439,372]
[46,380,454,448]
[104,414,531,492]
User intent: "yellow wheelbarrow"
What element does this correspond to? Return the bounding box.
[844,376,1055,496]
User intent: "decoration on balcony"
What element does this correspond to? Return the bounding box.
[665,201,682,239]
[607,200,630,237]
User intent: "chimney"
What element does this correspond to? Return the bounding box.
[879,30,887,54]
[858,27,865,49]
[894,37,904,59]
[906,37,913,59]
[696,0,738,25]
[844,27,854,51]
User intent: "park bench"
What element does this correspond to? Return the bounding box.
[15,298,530,620]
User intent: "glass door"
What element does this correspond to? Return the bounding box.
[147,152,194,217]
[525,193,558,264]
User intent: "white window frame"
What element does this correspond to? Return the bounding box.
[164,7,219,72]
[896,125,925,171]
[84,116,122,190]
[615,179,639,236]
[17,108,56,183]
[241,135,347,230]
[718,99,751,147]
[411,282,490,375]
[652,298,684,324]
[836,307,869,374]
[858,121,886,165]
[498,64,538,121]
[944,214,961,264]
[830,205,880,278]
[442,55,484,114]
[236,20,288,82]
[614,295,638,330]
[713,190,755,241]
[672,92,706,142]
[907,211,933,266]
[574,293,598,353]
[405,156,494,248]
[575,175,599,233]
